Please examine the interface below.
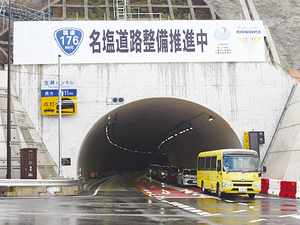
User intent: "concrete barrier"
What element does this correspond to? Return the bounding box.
[262,179,300,198]
[268,179,281,196]
[261,178,269,194]
[296,182,300,199]
[279,181,296,198]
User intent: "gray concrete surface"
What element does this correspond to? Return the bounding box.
[263,83,300,181]
[2,172,300,224]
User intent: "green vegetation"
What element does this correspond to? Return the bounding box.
[89,7,105,19]
[173,7,177,14]
[184,13,189,20]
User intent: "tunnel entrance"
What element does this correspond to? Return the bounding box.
[78,98,242,178]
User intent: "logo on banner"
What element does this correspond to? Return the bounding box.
[214,27,230,41]
[54,28,84,56]
[237,27,262,54]
[214,27,231,55]
[238,37,261,54]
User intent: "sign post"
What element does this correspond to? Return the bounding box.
[58,55,62,177]
[6,0,11,179]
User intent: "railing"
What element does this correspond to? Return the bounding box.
[126,13,169,20]
[0,0,50,21]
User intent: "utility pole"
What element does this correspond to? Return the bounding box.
[6,0,12,179]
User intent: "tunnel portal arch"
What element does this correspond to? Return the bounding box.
[78,98,242,178]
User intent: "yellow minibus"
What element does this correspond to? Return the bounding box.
[197,149,262,199]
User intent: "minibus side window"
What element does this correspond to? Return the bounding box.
[205,157,211,170]
[211,156,217,170]
[200,157,205,170]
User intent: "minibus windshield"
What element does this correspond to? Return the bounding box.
[223,155,260,172]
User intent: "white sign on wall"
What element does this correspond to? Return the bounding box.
[13,20,265,65]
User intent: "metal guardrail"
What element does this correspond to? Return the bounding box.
[0,178,83,187]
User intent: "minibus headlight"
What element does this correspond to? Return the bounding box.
[222,183,231,188]
[254,183,261,189]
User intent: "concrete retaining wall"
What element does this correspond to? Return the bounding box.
[9,62,296,178]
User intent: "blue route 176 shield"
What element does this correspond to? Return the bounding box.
[54,28,84,56]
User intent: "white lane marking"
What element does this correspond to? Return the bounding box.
[278,214,298,218]
[190,209,204,213]
[155,197,214,217]
[291,215,300,219]
[238,203,248,206]
[169,202,183,206]
[177,205,190,209]
[198,212,212,216]
[278,214,300,220]
[182,207,196,211]
[162,189,171,195]
[249,219,267,223]
[205,213,221,217]
[233,210,247,213]
[92,184,101,196]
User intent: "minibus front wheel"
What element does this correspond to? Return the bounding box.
[201,181,208,194]
[248,194,255,199]
[217,183,223,198]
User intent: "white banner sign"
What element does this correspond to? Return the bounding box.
[13,20,265,65]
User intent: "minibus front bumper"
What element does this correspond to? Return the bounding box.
[221,181,261,194]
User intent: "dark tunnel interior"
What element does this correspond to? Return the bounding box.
[78,98,242,178]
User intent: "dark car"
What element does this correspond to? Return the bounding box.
[166,166,180,184]
[158,165,169,181]
[148,164,161,178]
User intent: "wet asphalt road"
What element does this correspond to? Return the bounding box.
[1,171,300,224]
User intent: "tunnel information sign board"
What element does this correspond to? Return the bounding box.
[41,79,77,115]
[14,20,265,65]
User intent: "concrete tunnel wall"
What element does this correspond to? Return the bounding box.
[9,62,296,179]
[263,83,300,181]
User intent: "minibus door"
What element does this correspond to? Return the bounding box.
[217,159,222,185]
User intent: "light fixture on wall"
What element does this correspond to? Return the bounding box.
[208,116,214,122]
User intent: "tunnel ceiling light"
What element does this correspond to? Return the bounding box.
[208,116,214,122]
[158,125,194,150]
[105,125,165,156]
